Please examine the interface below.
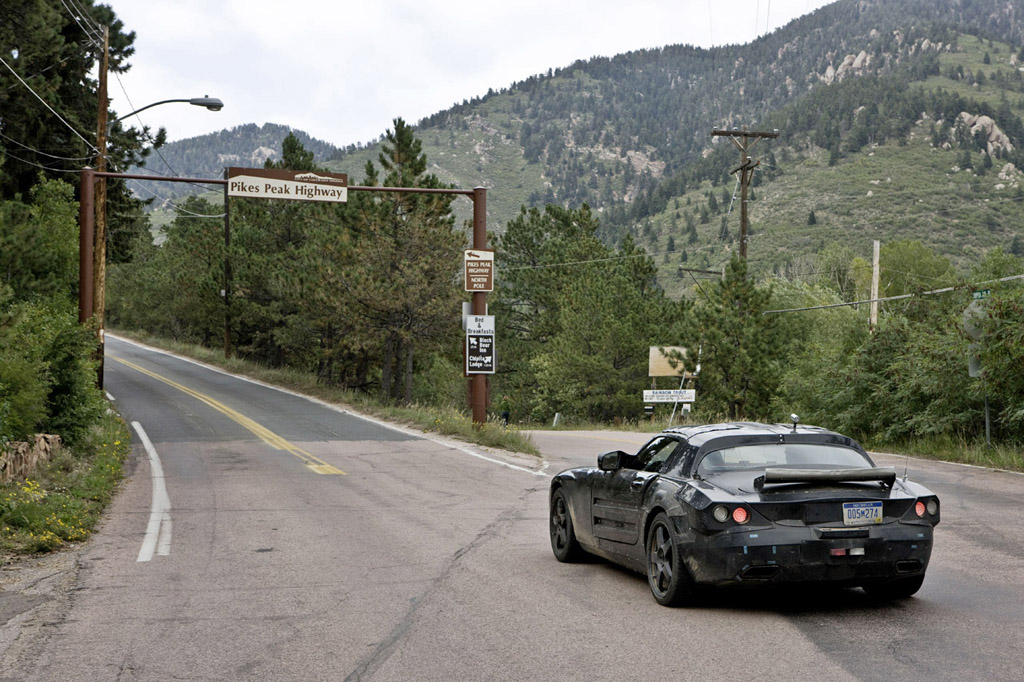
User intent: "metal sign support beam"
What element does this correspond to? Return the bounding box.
[79,170,490,424]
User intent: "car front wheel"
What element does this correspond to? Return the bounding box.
[646,513,696,606]
[549,489,584,562]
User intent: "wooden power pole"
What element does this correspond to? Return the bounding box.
[93,25,109,388]
[711,126,779,259]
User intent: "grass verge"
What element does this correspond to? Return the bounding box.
[109,329,539,457]
[1,411,130,559]
[865,435,1024,473]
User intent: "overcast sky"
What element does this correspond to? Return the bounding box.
[104,0,838,147]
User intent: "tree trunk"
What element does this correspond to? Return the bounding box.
[403,342,414,404]
[381,333,395,401]
[390,336,405,401]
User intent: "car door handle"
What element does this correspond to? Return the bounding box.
[631,478,646,489]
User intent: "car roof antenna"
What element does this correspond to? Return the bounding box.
[903,455,910,482]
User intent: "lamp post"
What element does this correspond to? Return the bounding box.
[91,87,223,386]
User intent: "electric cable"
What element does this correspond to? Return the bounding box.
[0,131,93,162]
[0,54,98,154]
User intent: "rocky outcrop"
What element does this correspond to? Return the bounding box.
[0,435,61,484]
[820,50,872,84]
[958,112,1015,156]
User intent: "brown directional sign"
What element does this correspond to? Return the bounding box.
[464,249,494,292]
[227,167,347,203]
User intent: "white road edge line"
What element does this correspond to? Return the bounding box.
[110,334,548,478]
[132,421,172,562]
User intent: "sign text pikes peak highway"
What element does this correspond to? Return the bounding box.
[227,167,348,203]
[464,249,494,292]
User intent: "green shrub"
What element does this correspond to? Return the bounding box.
[0,300,104,447]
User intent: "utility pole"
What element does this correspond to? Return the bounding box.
[93,25,110,387]
[223,168,232,358]
[870,239,880,333]
[711,126,779,259]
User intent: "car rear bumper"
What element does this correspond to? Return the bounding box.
[683,521,934,586]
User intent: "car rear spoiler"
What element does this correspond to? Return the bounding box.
[754,467,897,491]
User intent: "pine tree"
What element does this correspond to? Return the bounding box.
[337,119,462,403]
[693,255,785,420]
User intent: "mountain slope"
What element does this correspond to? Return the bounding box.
[144,0,1024,287]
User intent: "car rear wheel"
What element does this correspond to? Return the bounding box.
[646,513,696,606]
[862,574,925,600]
[550,489,584,562]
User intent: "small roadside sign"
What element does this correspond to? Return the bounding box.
[466,314,495,374]
[972,289,991,300]
[464,250,494,292]
[465,315,495,335]
[643,389,696,403]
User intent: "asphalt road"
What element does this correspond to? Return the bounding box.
[2,335,1023,681]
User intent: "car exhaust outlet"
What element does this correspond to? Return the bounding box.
[740,565,781,580]
[895,559,923,574]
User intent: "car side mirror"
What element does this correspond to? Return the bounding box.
[598,451,627,471]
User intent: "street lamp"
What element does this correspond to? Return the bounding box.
[106,96,225,135]
[91,94,223,387]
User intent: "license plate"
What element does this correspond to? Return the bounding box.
[842,501,883,526]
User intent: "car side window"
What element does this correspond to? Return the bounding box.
[634,437,681,473]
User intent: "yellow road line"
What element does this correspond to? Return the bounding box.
[111,356,345,475]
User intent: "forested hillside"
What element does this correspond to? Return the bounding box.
[144,0,1024,289]
[128,123,341,207]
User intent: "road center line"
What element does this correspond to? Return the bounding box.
[111,355,345,475]
[107,335,544,477]
[133,421,172,562]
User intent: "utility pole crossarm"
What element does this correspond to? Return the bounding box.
[711,128,780,139]
[711,126,781,260]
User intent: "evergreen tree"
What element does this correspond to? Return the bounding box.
[693,255,785,420]
[333,119,462,403]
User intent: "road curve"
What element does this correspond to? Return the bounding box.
[1,336,1021,681]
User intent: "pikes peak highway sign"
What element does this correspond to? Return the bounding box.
[227,167,348,203]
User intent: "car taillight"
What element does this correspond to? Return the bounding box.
[732,507,750,524]
[926,499,939,516]
[914,501,926,517]
[713,505,730,523]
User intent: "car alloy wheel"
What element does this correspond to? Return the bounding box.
[646,513,695,606]
[549,489,583,562]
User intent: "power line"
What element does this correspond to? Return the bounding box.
[58,0,103,45]
[126,179,225,218]
[0,54,98,154]
[1,56,74,92]
[763,273,1024,315]
[1,149,84,174]
[109,71,181,174]
[0,131,92,162]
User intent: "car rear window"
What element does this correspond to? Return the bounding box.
[696,443,872,475]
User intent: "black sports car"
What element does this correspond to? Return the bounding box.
[548,420,940,606]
